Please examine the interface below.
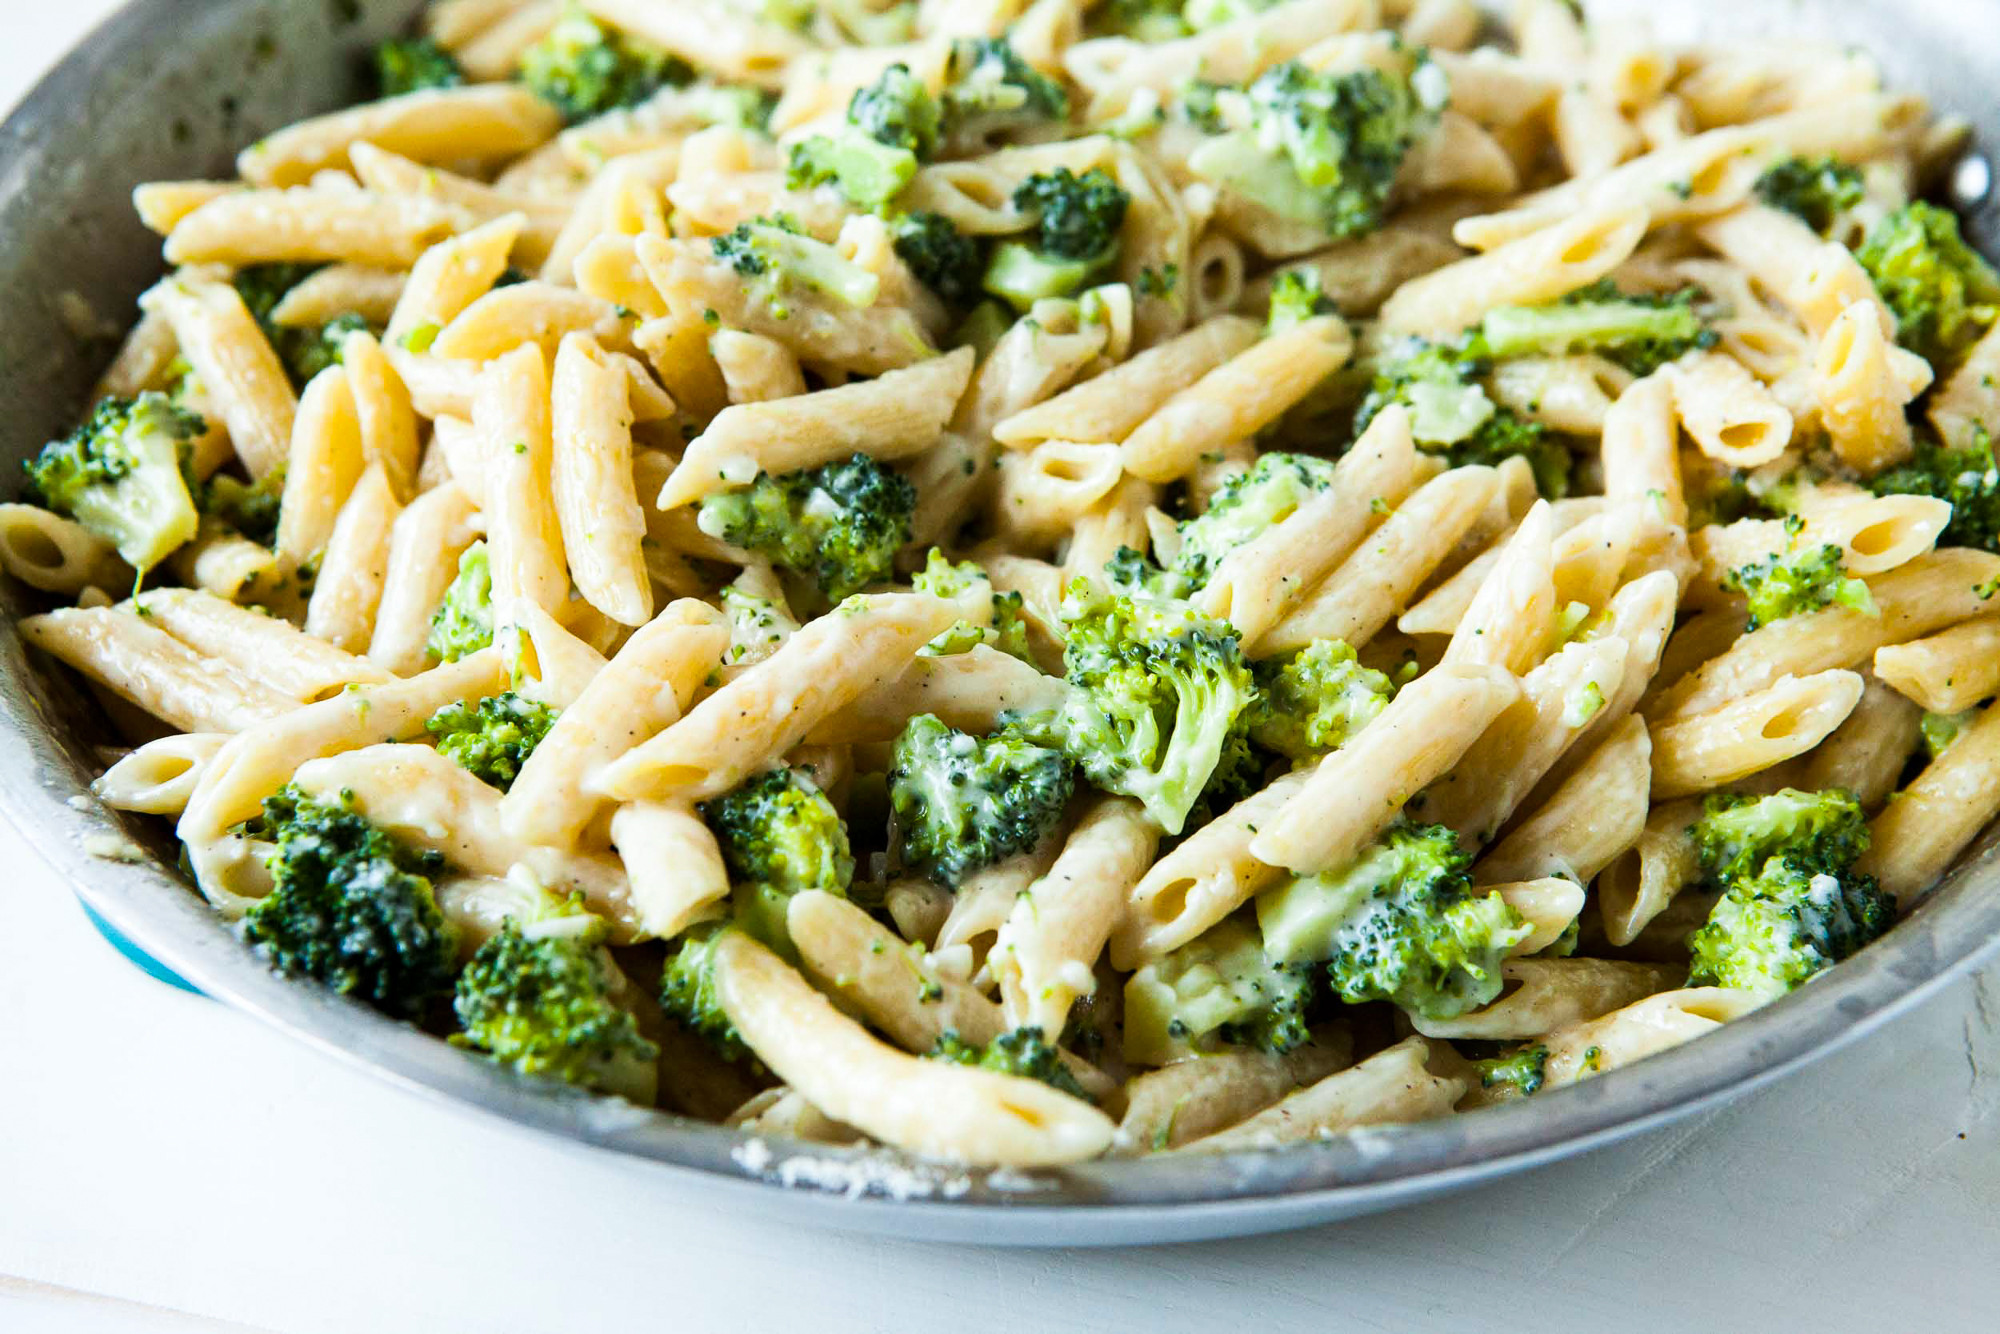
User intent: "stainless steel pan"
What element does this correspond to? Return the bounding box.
[2,0,1996,1245]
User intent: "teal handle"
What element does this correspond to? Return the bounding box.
[78,897,204,996]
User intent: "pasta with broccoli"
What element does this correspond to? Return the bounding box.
[11,0,2000,1170]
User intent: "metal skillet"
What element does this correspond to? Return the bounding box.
[0,0,1995,1245]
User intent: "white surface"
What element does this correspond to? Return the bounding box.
[2,7,1998,1332]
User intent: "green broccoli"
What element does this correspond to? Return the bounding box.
[911,548,1035,662]
[1687,857,1891,995]
[1355,337,1573,497]
[695,453,916,603]
[426,541,495,662]
[1472,1043,1549,1099]
[1474,280,1718,377]
[1686,787,1891,996]
[236,784,458,1019]
[984,167,1131,309]
[701,766,855,894]
[1691,787,1871,885]
[658,922,755,1064]
[1921,708,1974,760]
[1182,0,1281,28]
[1266,267,1334,331]
[929,1025,1092,1101]
[198,470,283,547]
[1186,58,1444,240]
[372,37,465,98]
[1173,450,1337,589]
[1095,0,1188,41]
[1256,821,1528,1021]
[699,766,853,959]
[888,714,1074,887]
[1102,544,1190,600]
[1122,915,1316,1064]
[231,262,320,327]
[426,692,561,791]
[231,265,379,388]
[671,83,778,132]
[786,64,940,209]
[1754,155,1864,235]
[453,912,658,1102]
[517,5,689,123]
[1006,578,1257,834]
[942,37,1069,144]
[1869,432,2000,551]
[22,391,202,572]
[892,211,988,309]
[1246,638,1395,761]
[1721,522,1876,631]
[710,216,883,319]
[719,579,800,665]
[1855,201,2000,369]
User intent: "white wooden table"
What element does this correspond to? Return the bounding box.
[2,8,1996,1330]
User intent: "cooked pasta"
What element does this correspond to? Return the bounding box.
[12,0,1998,1172]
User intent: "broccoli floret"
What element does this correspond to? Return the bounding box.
[1247,638,1395,761]
[658,922,755,1064]
[719,579,800,665]
[1173,450,1337,589]
[849,61,942,156]
[1473,1043,1549,1098]
[517,6,689,123]
[1869,433,2000,551]
[892,211,988,309]
[1855,202,2000,369]
[1183,0,1280,28]
[1006,579,1257,834]
[372,37,465,98]
[888,714,1074,887]
[426,541,495,662]
[1096,0,1188,41]
[23,391,202,572]
[426,692,561,791]
[1474,280,1718,377]
[1721,528,1877,631]
[1122,915,1316,1064]
[1187,59,1443,240]
[674,83,777,132]
[942,37,1069,143]
[911,549,1035,662]
[696,453,916,602]
[1922,708,1974,760]
[198,470,283,546]
[1687,857,1891,996]
[784,139,916,212]
[1691,787,1870,885]
[930,1025,1092,1101]
[788,64,940,209]
[1266,267,1334,331]
[291,312,372,385]
[1355,337,1572,497]
[232,264,376,388]
[1754,155,1864,235]
[984,167,1130,309]
[701,766,854,894]
[232,262,320,326]
[710,216,882,318]
[1101,544,1189,601]
[236,784,457,1019]
[1256,822,1528,1021]
[453,914,658,1101]
[700,766,854,962]
[1013,166,1130,261]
